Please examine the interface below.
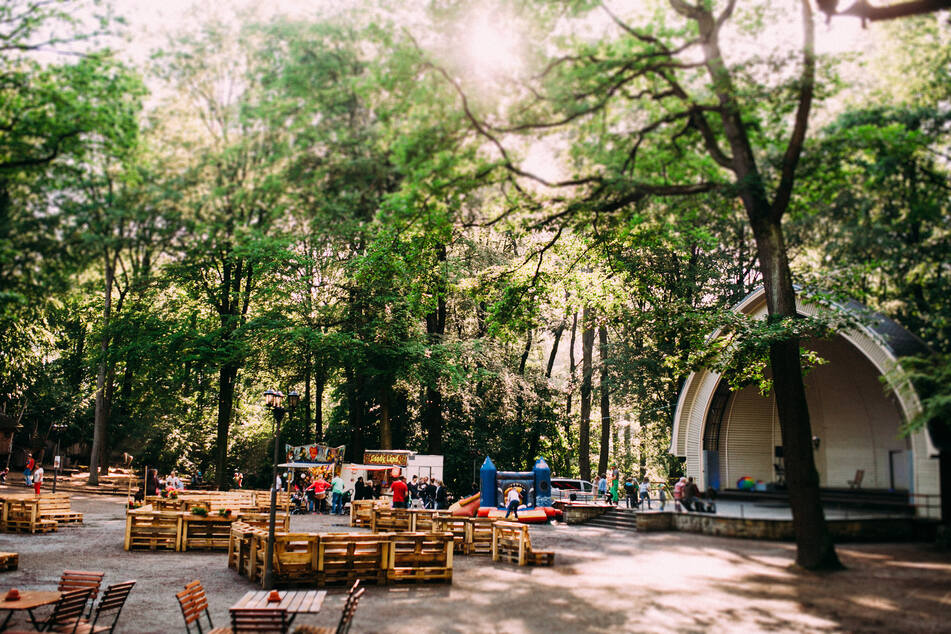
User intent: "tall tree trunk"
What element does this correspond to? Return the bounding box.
[99,364,116,476]
[565,310,578,437]
[214,361,239,490]
[680,0,839,570]
[379,387,392,450]
[304,355,313,442]
[527,322,566,466]
[89,256,115,486]
[346,365,365,462]
[597,325,611,476]
[314,371,324,442]
[424,245,448,454]
[579,308,595,481]
[515,331,532,467]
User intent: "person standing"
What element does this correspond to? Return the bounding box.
[408,476,419,506]
[624,478,637,508]
[639,478,651,509]
[504,487,521,520]
[331,472,345,515]
[598,474,607,502]
[23,453,35,487]
[610,477,620,505]
[434,480,448,510]
[390,475,409,509]
[659,485,667,511]
[32,464,44,495]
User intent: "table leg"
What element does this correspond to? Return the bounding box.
[26,607,44,630]
[1,610,13,631]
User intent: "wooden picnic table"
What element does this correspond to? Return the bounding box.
[0,589,61,630]
[230,589,326,628]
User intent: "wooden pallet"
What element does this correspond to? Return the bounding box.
[316,533,391,587]
[387,532,453,584]
[491,522,554,566]
[272,534,320,586]
[124,511,181,551]
[350,500,378,527]
[432,517,468,553]
[371,508,412,533]
[464,518,495,556]
[0,552,17,572]
[4,518,57,533]
[36,496,83,525]
[180,515,233,551]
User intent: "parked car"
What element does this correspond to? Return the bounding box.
[551,478,595,501]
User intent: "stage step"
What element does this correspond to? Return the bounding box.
[582,507,639,532]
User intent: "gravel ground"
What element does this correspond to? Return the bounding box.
[0,489,949,633]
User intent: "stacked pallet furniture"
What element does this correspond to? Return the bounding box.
[230,525,457,588]
[349,500,379,527]
[432,516,468,553]
[370,508,412,533]
[387,532,453,584]
[317,533,392,587]
[35,495,84,525]
[124,508,181,550]
[491,521,555,566]
[0,552,18,572]
[464,518,496,556]
[125,506,289,552]
[1,497,57,533]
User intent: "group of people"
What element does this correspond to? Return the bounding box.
[591,470,715,513]
[593,470,666,510]
[22,453,43,495]
[405,475,449,509]
[673,476,716,513]
[289,472,347,515]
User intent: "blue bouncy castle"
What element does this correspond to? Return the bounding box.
[477,456,560,523]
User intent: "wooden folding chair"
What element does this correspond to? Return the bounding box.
[230,607,288,633]
[293,581,365,634]
[177,580,229,634]
[73,580,136,634]
[848,469,864,489]
[58,570,104,618]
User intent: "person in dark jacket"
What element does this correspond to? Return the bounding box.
[433,480,448,510]
[353,476,366,501]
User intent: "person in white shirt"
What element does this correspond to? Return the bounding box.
[504,487,522,520]
[639,479,651,509]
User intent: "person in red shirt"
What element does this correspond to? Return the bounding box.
[390,475,409,509]
[306,477,330,514]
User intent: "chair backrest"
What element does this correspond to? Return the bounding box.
[230,607,288,633]
[335,587,365,634]
[176,580,214,634]
[48,588,95,634]
[91,580,136,634]
[59,569,104,616]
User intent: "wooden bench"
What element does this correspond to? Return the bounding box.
[36,495,83,524]
[491,521,554,566]
[124,509,181,551]
[432,516,468,553]
[370,508,413,533]
[465,518,496,556]
[316,533,391,587]
[387,532,453,584]
[180,514,234,551]
[0,552,17,572]
[271,533,320,586]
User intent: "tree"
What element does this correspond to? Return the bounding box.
[435,0,845,568]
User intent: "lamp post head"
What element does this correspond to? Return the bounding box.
[287,390,300,409]
[264,389,284,409]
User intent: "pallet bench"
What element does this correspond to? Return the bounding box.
[464,518,496,556]
[125,509,181,550]
[0,552,18,572]
[317,533,392,587]
[126,507,288,552]
[491,521,554,566]
[1,498,58,534]
[387,532,453,584]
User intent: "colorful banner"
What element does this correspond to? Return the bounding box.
[363,451,409,467]
[285,443,345,464]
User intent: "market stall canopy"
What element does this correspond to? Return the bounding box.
[278,462,336,469]
[345,464,398,471]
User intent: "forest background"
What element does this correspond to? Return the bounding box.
[1,0,949,501]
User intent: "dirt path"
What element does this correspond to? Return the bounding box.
[0,491,948,633]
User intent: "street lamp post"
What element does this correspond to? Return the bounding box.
[262,388,299,590]
[51,423,66,494]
